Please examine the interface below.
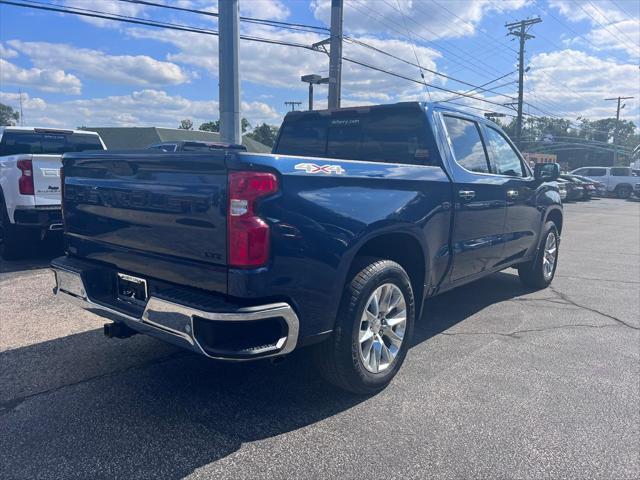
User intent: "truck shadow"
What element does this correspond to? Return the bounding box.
[0,271,531,479]
[0,237,63,274]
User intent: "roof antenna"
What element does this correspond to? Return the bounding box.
[396,0,432,102]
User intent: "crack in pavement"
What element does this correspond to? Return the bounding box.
[555,275,640,285]
[549,286,640,331]
[0,351,189,415]
[429,322,624,339]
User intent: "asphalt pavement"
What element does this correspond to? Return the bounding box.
[1,198,638,479]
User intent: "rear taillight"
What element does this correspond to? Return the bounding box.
[17,159,34,195]
[228,171,278,268]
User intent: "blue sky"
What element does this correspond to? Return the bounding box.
[0,0,638,131]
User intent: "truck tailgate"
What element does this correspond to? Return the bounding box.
[62,151,228,292]
[32,154,62,206]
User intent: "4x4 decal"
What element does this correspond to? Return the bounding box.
[294,163,346,175]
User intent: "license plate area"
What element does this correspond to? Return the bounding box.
[117,273,148,307]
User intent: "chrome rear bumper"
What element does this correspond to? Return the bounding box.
[52,263,299,361]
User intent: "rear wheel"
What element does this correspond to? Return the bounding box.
[518,221,559,289]
[313,259,415,395]
[615,185,632,199]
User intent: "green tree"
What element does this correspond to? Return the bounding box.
[0,102,20,126]
[199,120,219,132]
[241,118,251,133]
[246,123,279,148]
[199,118,251,133]
[178,119,193,130]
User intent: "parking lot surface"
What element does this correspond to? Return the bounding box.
[1,198,638,479]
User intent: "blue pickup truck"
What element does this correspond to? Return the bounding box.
[51,102,562,394]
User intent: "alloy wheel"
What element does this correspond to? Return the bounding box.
[542,232,557,281]
[358,283,407,374]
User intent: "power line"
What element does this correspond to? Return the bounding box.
[586,0,638,48]
[117,0,330,34]
[394,0,431,101]
[3,0,569,122]
[573,0,638,52]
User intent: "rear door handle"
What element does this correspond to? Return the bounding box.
[458,190,475,200]
[506,189,519,198]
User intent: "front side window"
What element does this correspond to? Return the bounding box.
[443,116,489,173]
[484,127,525,177]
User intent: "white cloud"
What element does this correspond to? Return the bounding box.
[7,40,190,87]
[311,0,528,40]
[240,0,290,20]
[526,49,639,123]
[0,59,82,94]
[0,43,18,59]
[0,89,281,129]
[62,0,147,29]
[128,23,442,103]
[549,0,639,59]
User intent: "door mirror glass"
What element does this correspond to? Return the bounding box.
[534,162,560,180]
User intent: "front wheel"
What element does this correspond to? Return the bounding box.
[313,259,415,395]
[518,221,559,289]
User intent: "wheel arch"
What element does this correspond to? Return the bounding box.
[345,231,427,320]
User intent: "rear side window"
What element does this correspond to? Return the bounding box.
[0,131,103,155]
[275,109,437,165]
[276,117,328,158]
[443,116,489,173]
[610,167,631,176]
[586,168,606,177]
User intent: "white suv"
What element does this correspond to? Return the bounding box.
[0,127,105,259]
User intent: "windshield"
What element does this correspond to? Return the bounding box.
[0,131,104,156]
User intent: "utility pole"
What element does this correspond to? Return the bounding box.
[219,0,241,144]
[18,88,24,126]
[506,17,541,149]
[605,96,634,165]
[285,101,302,112]
[327,0,343,110]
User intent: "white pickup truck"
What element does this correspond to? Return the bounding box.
[0,127,105,259]
[570,166,638,199]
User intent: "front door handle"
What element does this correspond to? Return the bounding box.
[458,190,475,200]
[506,189,519,198]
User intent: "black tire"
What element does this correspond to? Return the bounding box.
[518,221,559,289]
[313,259,415,395]
[615,185,632,199]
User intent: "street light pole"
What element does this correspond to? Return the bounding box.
[301,74,329,111]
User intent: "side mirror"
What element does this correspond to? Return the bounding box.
[534,162,560,181]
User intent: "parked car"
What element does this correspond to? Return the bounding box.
[146,140,247,152]
[570,166,638,199]
[557,181,567,201]
[0,126,105,259]
[557,177,584,201]
[571,175,606,196]
[561,175,595,200]
[51,102,563,394]
[633,182,640,199]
